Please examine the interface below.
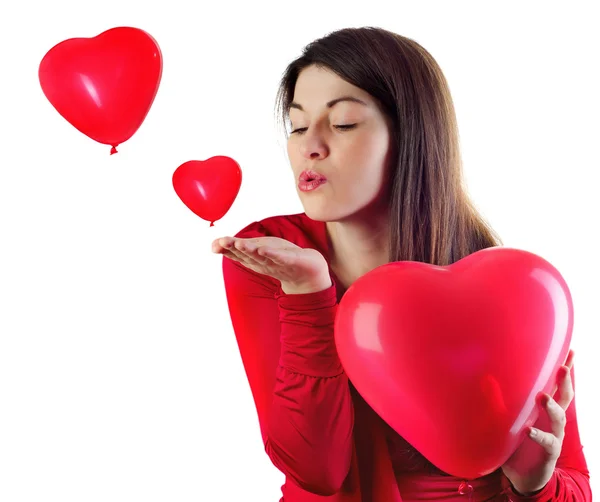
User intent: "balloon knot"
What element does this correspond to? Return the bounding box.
[110,146,118,155]
[458,481,474,501]
[210,221,215,227]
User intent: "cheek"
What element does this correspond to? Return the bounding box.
[287,141,301,162]
[286,143,300,173]
[343,134,390,180]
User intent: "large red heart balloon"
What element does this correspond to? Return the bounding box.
[334,247,573,479]
[172,156,242,226]
[39,27,162,154]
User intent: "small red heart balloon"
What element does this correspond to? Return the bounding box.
[39,27,162,154]
[172,156,242,227]
[334,246,573,479]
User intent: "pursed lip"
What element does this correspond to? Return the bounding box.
[299,169,327,182]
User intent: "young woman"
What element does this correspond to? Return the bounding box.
[212,27,591,501]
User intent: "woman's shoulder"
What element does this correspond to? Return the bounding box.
[233,212,327,253]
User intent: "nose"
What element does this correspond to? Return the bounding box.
[299,128,329,160]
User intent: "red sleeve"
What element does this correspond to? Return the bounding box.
[501,364,591,501]
[221,222,354,495]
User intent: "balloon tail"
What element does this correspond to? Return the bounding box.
[210,221,215,227]
[110,146,118,155]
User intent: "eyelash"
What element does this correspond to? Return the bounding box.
[290,124,357,134]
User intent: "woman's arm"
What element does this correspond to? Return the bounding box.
[221,223,354,495]
[501,364,591,500]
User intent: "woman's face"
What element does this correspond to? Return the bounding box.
[287,64,394,222]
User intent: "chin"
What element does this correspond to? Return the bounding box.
[301,195,386,224]
[302,207,328,222]
[299,201,330,222]
[301,201,350,223]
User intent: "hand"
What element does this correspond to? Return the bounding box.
[501,350,575,496]
[212,235,332,294]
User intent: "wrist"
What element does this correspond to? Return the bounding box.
[509,479,547,497]
[512,486,543,497]
[280,276,332,295]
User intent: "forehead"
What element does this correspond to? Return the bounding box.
[291,65,374,110]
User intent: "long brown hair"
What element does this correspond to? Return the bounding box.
[275,26,502,266]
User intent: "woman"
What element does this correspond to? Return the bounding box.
[212,27,591,501]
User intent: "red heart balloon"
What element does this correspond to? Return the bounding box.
[334,247,573,479]
[172,156,242,226]
[39,27,162,154]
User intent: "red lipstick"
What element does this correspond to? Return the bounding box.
[298,170,327,192]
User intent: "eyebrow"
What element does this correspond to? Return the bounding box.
[289,96,368,111]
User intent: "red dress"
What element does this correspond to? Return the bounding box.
[222,212,591,501]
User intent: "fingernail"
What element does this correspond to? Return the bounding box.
[529,427,538,437]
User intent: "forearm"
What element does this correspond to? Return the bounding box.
[266,367,354,495]
[503,466,592,501]
[263,281,354,495]
[280,274,332,295]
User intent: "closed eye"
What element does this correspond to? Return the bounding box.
[290,124,358,134]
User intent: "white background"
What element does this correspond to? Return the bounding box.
[1,1,598,500]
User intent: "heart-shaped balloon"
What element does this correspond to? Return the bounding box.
[39,27,162,154]
[172,156,242,226]
[334,246,573,479]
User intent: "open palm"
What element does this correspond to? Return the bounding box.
[212,235,331,291]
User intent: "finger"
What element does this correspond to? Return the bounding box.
[528,426,561,459]
[211,238,224,253]
[564,349,575,369]
[233,240,271,265]
[550,351,575,400]
[227,243,257,265]
[542,394,567,441]
[258,246,302,265]
[213,238,255,265]
[212,237,235,253]
[555,365,574,410]
[221,250,244,264]
[256,246,289,265]
[230,239,287,267]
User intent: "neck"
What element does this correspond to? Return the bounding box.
[325,210,390,288]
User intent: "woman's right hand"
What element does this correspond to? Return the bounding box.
[212,235,332,294]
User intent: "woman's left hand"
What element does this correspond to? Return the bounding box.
[501,350,575,496]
